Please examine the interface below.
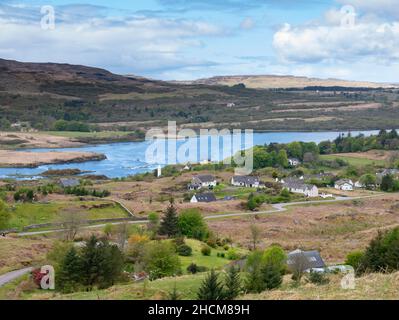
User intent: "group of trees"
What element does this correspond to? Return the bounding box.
[245,246,286,293]
[0,200,11,231]
[156,202,210,241]
[53,236,125,292]
[197,267,242,300]
[346,227,399,275]
[251,130,399,171]
[53,120,92,132]
[64,186,111,198]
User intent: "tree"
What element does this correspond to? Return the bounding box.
[361,227,399,273]
[359,174,377,190]
[167,282,181,300]
[147,212,160,236]
[114,222,130,251]
[249,223,261,251]
[197,270,225,300]
[143,241,181,280]
[276,149,289,168]
[262,246,287,274]
[0,200,10,231]
[159,201,179,237]
[59,209,87,241]
[261,262,283,290]
[381,174,395,192]
[57,247,82,293]
[224,266,241,300]
[287,142,302,159]
[178,209,208,240]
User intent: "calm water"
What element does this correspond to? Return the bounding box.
[0,130,380,179]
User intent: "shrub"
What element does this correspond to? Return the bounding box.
[261,263,283,290]
[201,245,211,256]
[177,209,209,241]
[177,244,193,257]
[345,251,365,275]
[307,271,330,285]
[143,241,181,280]
[361,227,399,273]
[187,263,208,274]
[226,248,240,260]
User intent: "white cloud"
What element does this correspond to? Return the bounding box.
[240,17,255,30]
[0,7,225,77]
[273,19,399,64]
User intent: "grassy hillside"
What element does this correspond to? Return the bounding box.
[1,59,399,132]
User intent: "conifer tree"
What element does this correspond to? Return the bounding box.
[262,263,283,290]
[224,266,241,300]
[159,200,179,237]
[197,270,225,300]
[57,247,82,292]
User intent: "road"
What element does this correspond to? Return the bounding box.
[18,194,382,236]
[0,267,33,287]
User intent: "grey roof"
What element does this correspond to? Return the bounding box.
[60,178,80,188]
[335,179,353,185]
[193,193,217,202]
[232,176,260,185]
[283,180,316,191]
[194,175,216,183]
[287,250,326,272]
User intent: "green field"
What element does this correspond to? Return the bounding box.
[7,201,128,230]
[179,239,236,273]
[320,154,385,167]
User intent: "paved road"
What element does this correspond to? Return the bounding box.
[0,267,33,287]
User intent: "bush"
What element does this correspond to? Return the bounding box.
[226,248,240,260]
[201,245,211,256]
[307,271,330,285]
[177,244,192,257]
[361,227,399,273]
[177,209,209,241]
[187,263,208,274]
[345,251,365,275]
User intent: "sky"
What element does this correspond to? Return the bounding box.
[0,0,398,82]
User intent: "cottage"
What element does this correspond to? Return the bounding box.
[335,179,354,191]
[231,175,261,188]
[288,158,301,167]
[188,175,217,190]
[376,169,399,184]
[59,178,80,188]
[287,249,326,273]
[283,180,319,198]
[190,193,217,203]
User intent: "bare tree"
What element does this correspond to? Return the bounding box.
[288,250,309,283]
[249,223,261,251]
[59,208,87,241]
[114,222,130,251]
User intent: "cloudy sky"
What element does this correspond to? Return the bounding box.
[0,0,398,82]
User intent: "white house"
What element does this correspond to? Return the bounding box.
[188,175,217,190]
[190,193,217,203]
[283,180,319,198]
[335,179,354,191]
[231,176,261,188]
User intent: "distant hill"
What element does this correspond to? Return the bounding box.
[178,75,397,89]
[0,58,399,133]
[0,58,171,95]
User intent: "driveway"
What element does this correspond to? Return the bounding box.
[0,267,33,287]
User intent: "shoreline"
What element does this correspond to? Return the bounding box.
[0,150,106,168]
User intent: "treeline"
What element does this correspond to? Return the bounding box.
[252,130,399,170]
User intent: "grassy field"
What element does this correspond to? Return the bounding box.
[7,200,128,230]
[179,239,236,273]
[0,237,53,274]
[241,272,399,300]
[320,154,386,167]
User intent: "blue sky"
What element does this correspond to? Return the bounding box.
[0,0,398,82]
